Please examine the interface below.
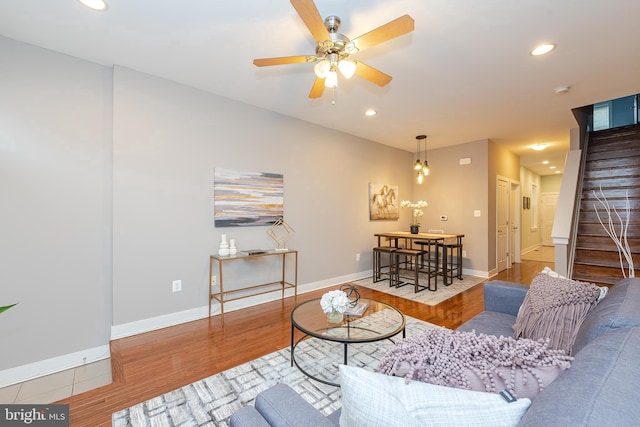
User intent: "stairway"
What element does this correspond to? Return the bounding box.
[572,124,640,285]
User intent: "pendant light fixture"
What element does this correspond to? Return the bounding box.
[415,135,427,184]
[420,135,430,176]
[413,135,422,171]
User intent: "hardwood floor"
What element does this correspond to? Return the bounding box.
[59,260,550,426]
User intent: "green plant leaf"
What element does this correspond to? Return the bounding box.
[0,304,17,314]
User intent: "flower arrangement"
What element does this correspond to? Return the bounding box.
[320,289,349,314]
[400,200,428,226]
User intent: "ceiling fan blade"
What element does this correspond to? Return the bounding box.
[351,15,415,52]
[290,0,330,41]
[309,77,325,98]
[253,55,316,67]
[354,62,392,87]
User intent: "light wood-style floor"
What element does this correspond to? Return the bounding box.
[59,260,550,426]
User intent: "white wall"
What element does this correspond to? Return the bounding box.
[520,166,542,252]
[111,66,413,328]
[0,37,112,384]
[0,36,414,384]
[413,140,491,274]
[1,34,505,386]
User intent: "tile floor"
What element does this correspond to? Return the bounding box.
[0,358,112,404]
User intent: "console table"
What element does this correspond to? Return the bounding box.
[209,249,298,319]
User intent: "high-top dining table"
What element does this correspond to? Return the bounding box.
[374,231,465,287]
[374,231,464,249]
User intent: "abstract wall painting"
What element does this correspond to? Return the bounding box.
[369,183,399,220]
[214,168,284,227]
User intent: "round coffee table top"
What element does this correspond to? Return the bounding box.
[291,297,405,343]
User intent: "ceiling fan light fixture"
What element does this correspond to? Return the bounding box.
[324,70,338,88]
[345,42,359,54]
[314,59,330,78]
[338,60,356,79]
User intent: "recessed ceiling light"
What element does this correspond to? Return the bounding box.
[365,109,377,117]
[554,85,571,95]
[555,171,562,174]
[531,143,549,151]
[542,160,549,165]
[550,166,556,169]
[78,0,108,11]
[530,43,556,56]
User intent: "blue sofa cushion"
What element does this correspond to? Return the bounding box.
[518,327,640,426]
[482,281,529,316]
[254,383,336,427]
[457,311,517,338]
[573,277,640,353]
[229,406,271,427]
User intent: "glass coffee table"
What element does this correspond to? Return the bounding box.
[290,297,406,386]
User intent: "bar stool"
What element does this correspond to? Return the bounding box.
[413,239,439,291]
[372,246,397,284]
[392,247,430,292]
[438,238,463,286]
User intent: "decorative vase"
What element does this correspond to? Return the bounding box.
[218,234,230,256]
[229,238,237,255]
[327,310,343,323]
[410,225,419,234]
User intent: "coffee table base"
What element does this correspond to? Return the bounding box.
[290,325,406,387]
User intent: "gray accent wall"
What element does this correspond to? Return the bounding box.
[0,37,113,371]
[0,35,413,379]
[111,66,413,326]
[1,34,510,383]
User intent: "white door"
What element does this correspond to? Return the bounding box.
[497,177,509,272]
[510,182,521,265]
[541,192,559,246]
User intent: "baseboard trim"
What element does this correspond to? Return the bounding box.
[110,271,372,340]
[0,345,110,388]
[462,267,490,278]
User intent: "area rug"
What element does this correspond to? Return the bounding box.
[353,273,486,306]
[112,315,439,427]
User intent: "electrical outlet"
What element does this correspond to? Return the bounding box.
[172,280,182,292]
[356,253,360,261]
[211,275,217,285]
[462,250,467,257]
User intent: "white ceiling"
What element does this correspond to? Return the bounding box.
[2,0,639,176]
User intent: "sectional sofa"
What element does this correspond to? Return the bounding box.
[230,277,640,426]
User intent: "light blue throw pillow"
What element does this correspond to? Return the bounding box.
[339,365,530,427]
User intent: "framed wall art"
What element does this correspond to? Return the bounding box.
[214,168,284,227]
[369,183,399,220]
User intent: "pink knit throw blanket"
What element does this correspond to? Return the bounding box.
[512,273,601,354]
[377,328,572,399]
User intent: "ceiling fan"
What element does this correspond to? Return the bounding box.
[253,0,415,98]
